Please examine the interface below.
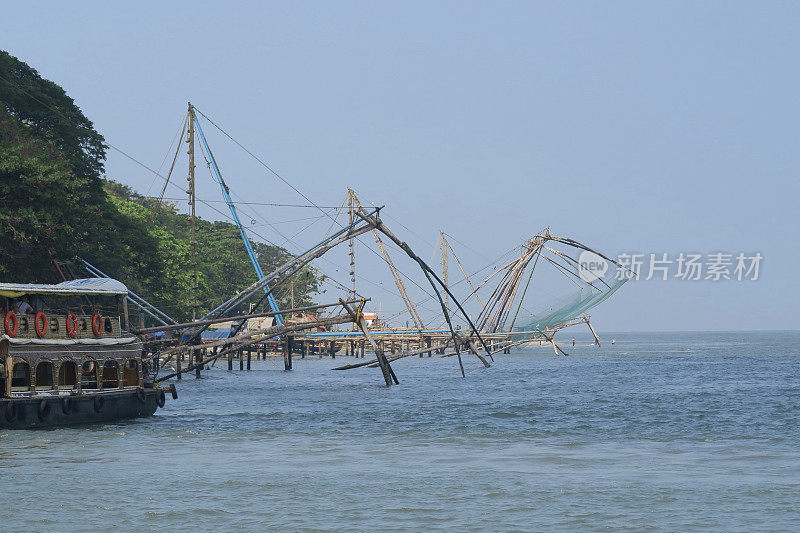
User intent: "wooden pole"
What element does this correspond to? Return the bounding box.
[187,103,199,324]
[122,295,130,332]
[584,315,601,347]
[544,331,569,356]
[134,299,365,335]
[283,336,292,370]
[1,339,11,398]
[340,299,397,385]
[353,209,492,362]
[156,315,354,382]
[200,220,377,339]
[333,339,451,370]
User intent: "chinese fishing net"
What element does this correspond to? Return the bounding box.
[512,268,628,333]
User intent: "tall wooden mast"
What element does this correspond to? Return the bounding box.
[347,189,357,329]
[187,103,201,379]
[187,103,198,321]
[347,188,356,301]
[440,230,449,312]
[348,189,425,331]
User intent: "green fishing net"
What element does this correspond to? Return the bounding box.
[512,271,628,333]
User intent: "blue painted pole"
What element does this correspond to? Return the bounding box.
[192,115,283,323]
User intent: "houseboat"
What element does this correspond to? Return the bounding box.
[0,278,176,429]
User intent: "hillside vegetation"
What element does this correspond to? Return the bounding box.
[0,50,320,323]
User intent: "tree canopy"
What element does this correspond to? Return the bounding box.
[0,50,322,323]
[0,51,105,182]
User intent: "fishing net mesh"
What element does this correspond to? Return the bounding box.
[512,272,628,332]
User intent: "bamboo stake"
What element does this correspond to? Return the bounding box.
[339,299,397,385]
[583,314,601,347]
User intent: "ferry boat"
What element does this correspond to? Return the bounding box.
[0,278,176,429]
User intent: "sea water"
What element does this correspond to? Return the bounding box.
[1,331,798,531]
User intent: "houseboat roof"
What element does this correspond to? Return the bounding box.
[0,278,128,298]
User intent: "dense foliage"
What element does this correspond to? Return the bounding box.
[100,182,321,322]
[0,50,321,323]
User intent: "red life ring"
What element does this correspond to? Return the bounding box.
[4,311,18,337]
[81,360,96,375]
[66,312,78,338]
[91,313,103,336]
[34,312,48,338]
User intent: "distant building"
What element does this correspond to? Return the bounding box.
[362,312,380,329]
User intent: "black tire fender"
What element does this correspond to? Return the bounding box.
[61,397,73,415]
[136,387,147,404]
[93,395,105,413]
[4,402,18,422]
[37,399,51,421]
[157,389,166,408]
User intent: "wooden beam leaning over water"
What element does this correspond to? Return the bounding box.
[367,336,539,371]
[352,209,492,370]
[440,336,536,359]
[157,313,355,360]
[539,330,569,357]
[154,314,355,382]
[339,299,398,386]
[189,218,377,341]
[332,339,452,371]
[150,299,370,370]
[582,314,601,347]
[134,299,367,336]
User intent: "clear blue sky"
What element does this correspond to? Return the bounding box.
[3,1,798,331]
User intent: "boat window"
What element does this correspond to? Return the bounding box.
[102,360,120,388]
[59,361,77,388]
[81,360,98,389]
[11,359,31,390]
[123,359,139,387]
[35,361,55,389]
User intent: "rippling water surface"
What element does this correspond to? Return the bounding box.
[2,331,798,531]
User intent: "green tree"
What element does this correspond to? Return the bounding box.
[96,181,322,323]
[0,50,105,183]
[0,50,108,280]
[0,110,105,281]
[1,50,323,321]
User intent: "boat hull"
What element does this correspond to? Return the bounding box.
[0,389,160,429]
